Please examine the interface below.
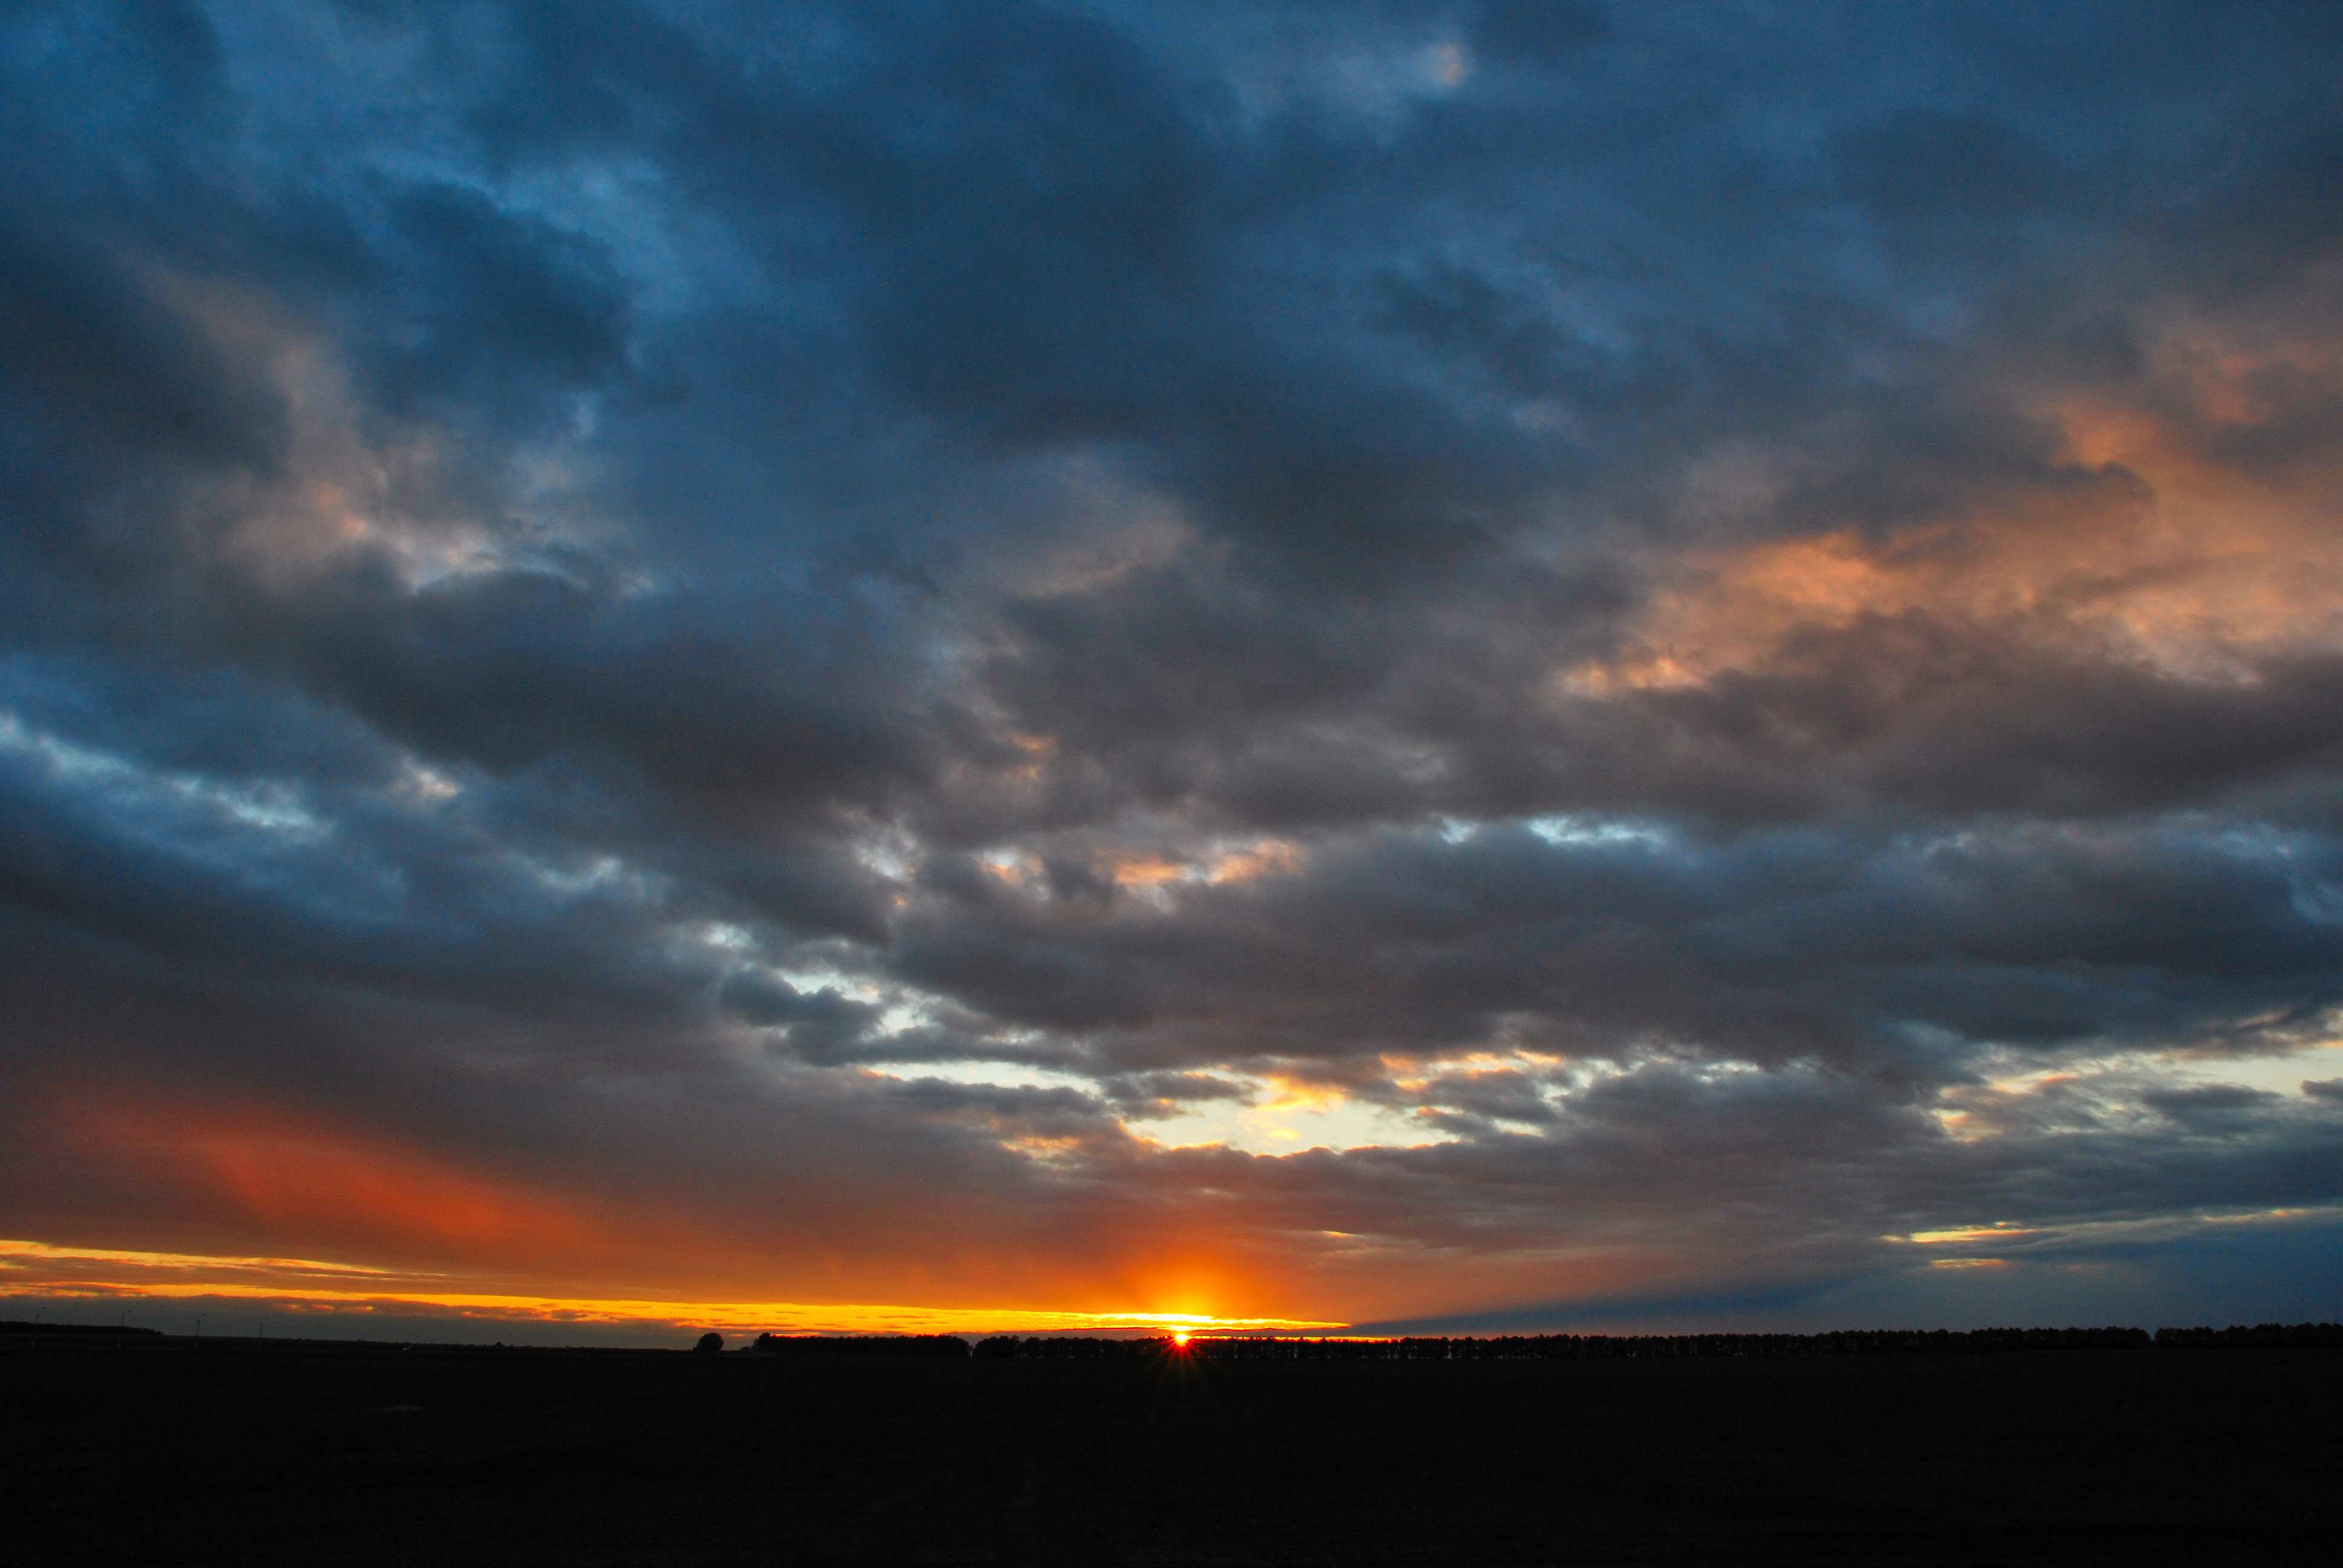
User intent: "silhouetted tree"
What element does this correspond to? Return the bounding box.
[695,1332,724,1354]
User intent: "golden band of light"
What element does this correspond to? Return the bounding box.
[1,1239,1344,1336]
[0,1238,421,1278]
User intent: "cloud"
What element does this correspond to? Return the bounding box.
[1,0,2341,1330]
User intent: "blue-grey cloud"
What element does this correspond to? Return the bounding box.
[2,0,2341,1328]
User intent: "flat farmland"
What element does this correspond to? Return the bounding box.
[5,1338,2336,1565]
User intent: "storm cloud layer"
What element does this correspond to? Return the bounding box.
[4,0,2342,1331]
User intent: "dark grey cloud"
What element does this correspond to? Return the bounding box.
[2,0,2341,1328]
[885,818,2343,1085]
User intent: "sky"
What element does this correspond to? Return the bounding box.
[4,0,2342,1344]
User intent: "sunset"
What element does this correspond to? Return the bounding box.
[4,2,2341,1561]
[5,0,2342,1349]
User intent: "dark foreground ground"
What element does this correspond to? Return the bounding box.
[5,1334,2338,1566]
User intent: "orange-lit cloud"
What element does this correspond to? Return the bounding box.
[1109,852,1192,887]
[1205,839,1303,883]
[1106,838,1305,889]
[1566,330,2343,696]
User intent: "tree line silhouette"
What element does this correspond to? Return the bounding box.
[734,1322,2343,1360]
[749,1333,971,1357]
[7,1319,2337,1356]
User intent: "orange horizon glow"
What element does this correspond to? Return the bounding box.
[4,1082,1789,1330]
[0,1238,1346,1338]
[64,1102,608,1258]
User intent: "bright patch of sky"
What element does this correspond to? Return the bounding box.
[1525,814,1671,849]
[1434,814,1672,849]
[865,1060,1098,1095]
[1125,1072,1458,1155]
[2144,1035,2343,1097]
[1928,1030,2343,1143]
[1888,1202,2343,1259]
[755,963,948,1040]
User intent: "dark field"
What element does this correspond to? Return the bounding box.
[6,1334,2338,1566]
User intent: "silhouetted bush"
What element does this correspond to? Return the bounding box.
[694,1332,723,1354]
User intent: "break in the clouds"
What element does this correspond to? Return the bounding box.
[4,0,2343,1336]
